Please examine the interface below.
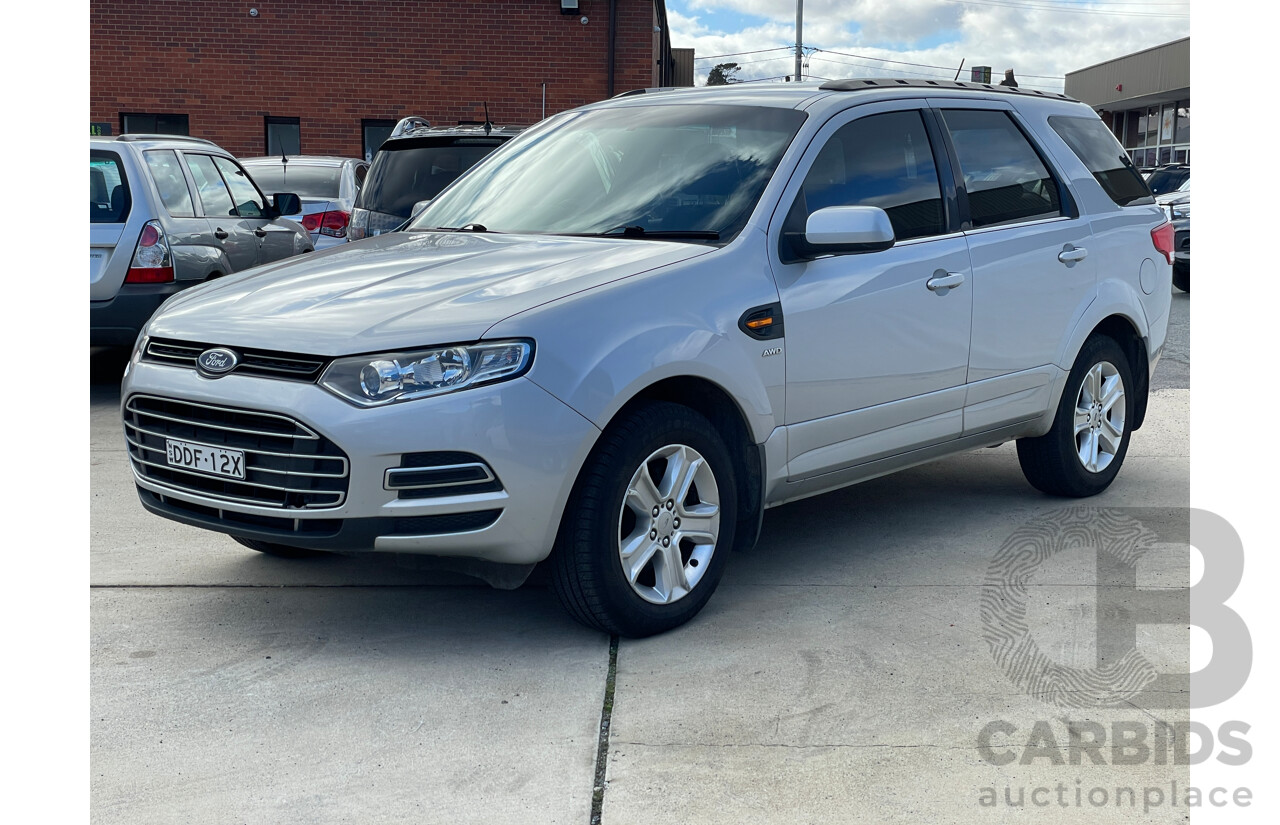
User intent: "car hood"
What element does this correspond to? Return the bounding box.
[149,231,713,354]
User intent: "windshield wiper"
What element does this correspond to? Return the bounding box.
[431,223,494,233]
[572,225,721,241]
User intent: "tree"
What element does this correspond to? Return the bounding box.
[706,62,741,86]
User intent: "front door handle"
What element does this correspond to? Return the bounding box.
[1058,245,1088,264]
[926,271,965,294]
[254,228,267,237]
[213,228,228,240]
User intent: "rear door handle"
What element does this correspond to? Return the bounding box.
[1058,245,1088,264]
[254,228,267,237]
[213,228,228,240]
[926,271,965,293]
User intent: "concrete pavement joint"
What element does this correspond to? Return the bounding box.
[590,635,619,825]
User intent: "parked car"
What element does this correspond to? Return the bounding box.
[121,80,1173,636]
[1155,180,1190,291]
[348,117,523,239]
[1143,163,1190,196]
[91,134,311,347]
[240,155,369,250]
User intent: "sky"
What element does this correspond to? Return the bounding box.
[665,0,1191,92]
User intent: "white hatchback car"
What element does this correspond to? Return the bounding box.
[122,80,1173,636]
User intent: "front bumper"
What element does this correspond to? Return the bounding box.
[91,282,187,347]
[121,361,600,564]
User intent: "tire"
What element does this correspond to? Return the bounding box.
[233,536,327,559]
[1017,334,1136,497]
[550,401,738,637]
[1172,262,1189,292]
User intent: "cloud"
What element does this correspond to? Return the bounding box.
[670,0,1190,91]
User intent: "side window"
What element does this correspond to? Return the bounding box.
[213,156,266,218]
[90,151,131,224]
[791,110,946,242]
[354,163,368,195]
[184,154,237,218]
[941,109,1061,228]
[1048,115,1150,206]
[143,150,195,217]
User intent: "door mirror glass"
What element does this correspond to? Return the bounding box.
[272,192,302,217]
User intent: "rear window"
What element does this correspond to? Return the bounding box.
[90,150,131,224]
[1048,116,1151,206]
[245,163,343,199]
[357,137,507,218]
[1144,166,1190,197]
[143,149,195,217]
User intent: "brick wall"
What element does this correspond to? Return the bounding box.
[90,0,661,158]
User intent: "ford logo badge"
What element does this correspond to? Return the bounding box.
[197,347,240,377]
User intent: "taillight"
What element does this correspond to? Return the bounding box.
[1151,221,1175,266]
[301,212,323,232]
[125,220,175,284]
[320,210,350,238]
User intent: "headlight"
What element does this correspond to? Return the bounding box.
[1171,202,1190,220]
[319,340,533,407]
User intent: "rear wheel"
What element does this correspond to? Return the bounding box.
[1017,334,1135,497]
[232,536,326,559]
[550,401,738,637]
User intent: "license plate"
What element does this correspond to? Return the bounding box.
[165,438,245,479]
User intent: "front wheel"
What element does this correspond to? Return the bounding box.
[550,401,738,637]
[1017,334,1135,497]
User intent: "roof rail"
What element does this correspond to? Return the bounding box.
[389,116,431,138]
[818,77,1075,102]
[115,133,221,146]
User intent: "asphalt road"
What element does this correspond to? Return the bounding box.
[90,287,1192,824]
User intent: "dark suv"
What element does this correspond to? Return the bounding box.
[348,118,523,240]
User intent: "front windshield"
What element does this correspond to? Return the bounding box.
[408,104,807,242]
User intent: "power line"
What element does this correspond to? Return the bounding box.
[814,47,1064,80]
[694,47,792,62]
[806,54,1064,92]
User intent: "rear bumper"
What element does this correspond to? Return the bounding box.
[91,282,188,347]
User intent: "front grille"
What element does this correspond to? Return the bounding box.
[144,338,328,382]
[124,394,350,509]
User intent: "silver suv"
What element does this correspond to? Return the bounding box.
[91,135,312,347]
[121,80,1173,636]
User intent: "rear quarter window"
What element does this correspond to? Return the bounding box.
[90,150,131,224]
[143,149,196,217]
[1048,115,1152,206]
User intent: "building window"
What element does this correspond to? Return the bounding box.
[121,113,189,136]
[362,119,397,162]
[265,117,301,156]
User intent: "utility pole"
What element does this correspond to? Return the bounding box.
[795,0,803,82]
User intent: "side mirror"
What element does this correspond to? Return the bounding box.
[272,192,302,217]
[411,199,433,217]
[786,205,895,260]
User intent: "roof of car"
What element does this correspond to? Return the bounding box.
[92,134,227,151]
[239,155,363,166]
[388,124,525,141]
[600,77,1080,112]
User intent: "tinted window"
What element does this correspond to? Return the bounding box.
[185,154,237,217]
[121,113,189,136]
[794,110,944,241]
[143,149,195,217]
[265,117,301,155]
[942,109,1061,228]
[1144,167,1190,196]
[359,138,507,218]
[413,105,807,242]
[213,156,266,218]
[1048,116,1150,206]
[245,162,342,199]
[90,150,131,223]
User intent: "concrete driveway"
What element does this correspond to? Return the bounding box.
[91,292,1190,824]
